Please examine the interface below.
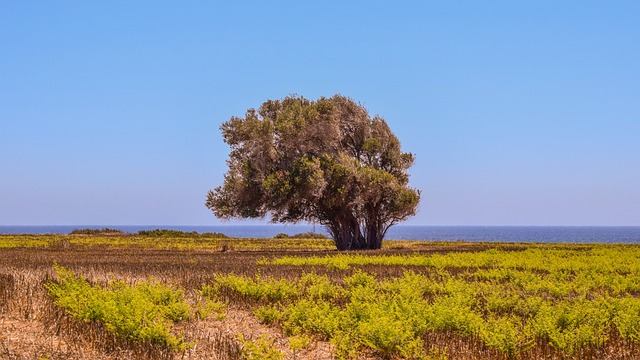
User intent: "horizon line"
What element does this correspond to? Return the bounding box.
[2,224,640,228]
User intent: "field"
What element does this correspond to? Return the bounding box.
[1,234,640,359]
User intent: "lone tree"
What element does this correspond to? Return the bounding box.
[206,94,420,250]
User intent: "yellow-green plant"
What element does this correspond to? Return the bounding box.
[238,333,284,360]
[46,265,191,350]
[214,244,640,359]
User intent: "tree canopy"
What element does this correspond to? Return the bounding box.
[206,94,420,250]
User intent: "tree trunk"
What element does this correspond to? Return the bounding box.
[365,222,384,250]
[327,211,392,250]
[350,217,368,250]
[328,215,365,250]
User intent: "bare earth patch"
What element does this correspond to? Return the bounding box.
[0,315,111,360]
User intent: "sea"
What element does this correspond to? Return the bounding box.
[1,225,639,244]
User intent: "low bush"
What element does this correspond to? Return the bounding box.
[46,265,192,350]
[70,228,124,235]
[238,333,284,360]
[273,232,328,239]
[136,229,228,238]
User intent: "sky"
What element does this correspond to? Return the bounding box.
[1,1,639,226]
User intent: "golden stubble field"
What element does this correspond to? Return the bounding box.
[1,235,640,360]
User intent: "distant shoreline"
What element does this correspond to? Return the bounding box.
[1,225,639,243]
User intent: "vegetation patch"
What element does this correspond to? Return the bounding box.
[272,232,328,239]
[136,228,229,238]
[226,245,640,358]
[238,333,284,360]
[3,238,640,359]
[46,265,194,350]
[0,234,337,250]
[70,228,125,235]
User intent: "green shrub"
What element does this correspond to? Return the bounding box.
[70,228,124,235]
[136,229,228,238]
[288,333,312,352]
[46,265,192,350]
[273,232,328,239]
[238,334,284,360]
[213,273,298,302]
[215,245,640,359]
[254,304,283,325]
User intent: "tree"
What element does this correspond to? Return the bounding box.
[206,94,420,250]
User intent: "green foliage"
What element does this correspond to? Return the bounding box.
[207,94,420,250]
[70,228,124,235]
[195,297,226,321]
[282,298,342,338]
[194,283,227,320]
[0,234,336,250]
[214,271,432,358]
[254,304,283,325]
[136,228,229,238]
[288,334,312,352]
[273,232,328,239]
[238,333,284,360]
[215,245,640,358]
[46,265,192,350]
[298,272,341,300]
[213,273,298,302]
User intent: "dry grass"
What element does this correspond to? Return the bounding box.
[1,239,640,359]
[0,243,355,359]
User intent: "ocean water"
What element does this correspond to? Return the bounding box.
[1,225,639,243]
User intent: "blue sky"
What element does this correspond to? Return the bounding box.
[1,1,639,226]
